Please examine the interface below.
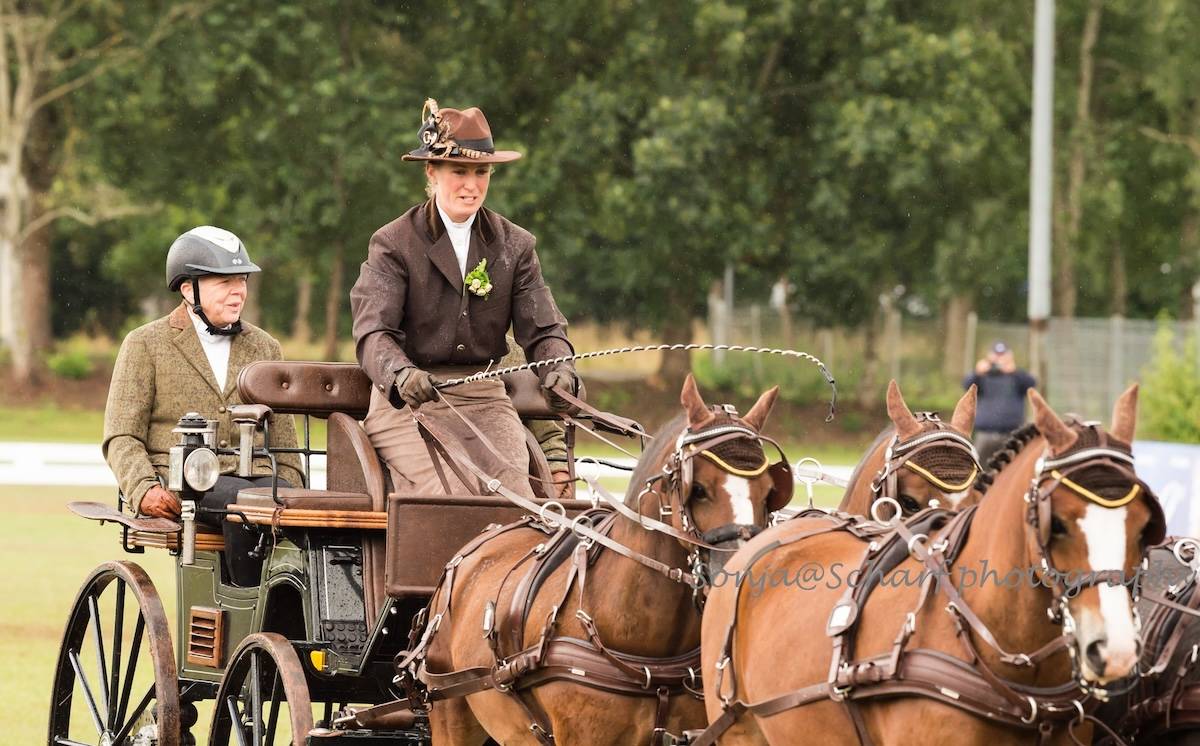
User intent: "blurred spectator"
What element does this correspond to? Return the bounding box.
[963,342,1037,464]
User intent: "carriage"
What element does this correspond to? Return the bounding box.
[49,360,615,746]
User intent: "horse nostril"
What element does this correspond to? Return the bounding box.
[1086,639,1108,675]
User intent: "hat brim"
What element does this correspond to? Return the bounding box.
[402,149,522,164]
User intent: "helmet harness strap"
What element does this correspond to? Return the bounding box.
[190,275,242,336]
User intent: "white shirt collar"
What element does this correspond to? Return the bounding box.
[187,306,233,390]
[436,201,477,277]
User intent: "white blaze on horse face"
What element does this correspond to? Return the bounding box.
[944,489,969,508]
[723,476,755,526]
[1077,504,1139,678]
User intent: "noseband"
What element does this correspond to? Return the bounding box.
[870,413,981,522]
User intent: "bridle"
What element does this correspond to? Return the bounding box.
[1025,424,1166,635]
[869,413,981,522]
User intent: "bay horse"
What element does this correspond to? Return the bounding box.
[410,374,790,745]
[697,385,1167,745]
[837,380,981,519]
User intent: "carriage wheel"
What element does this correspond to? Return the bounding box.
[207,633,314,746]
[49,560,180,746]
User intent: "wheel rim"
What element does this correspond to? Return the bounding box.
[208,633,313,746]
[49,561,180,746]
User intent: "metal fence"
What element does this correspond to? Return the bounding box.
[708,300,1196,419]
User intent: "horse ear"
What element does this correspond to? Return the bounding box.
[886,380,922,440]
[681,373,715,430]
[1110,383,1139,443]
[742,386,780,432]
[950,384,977,435]
[1029,389,1078,454]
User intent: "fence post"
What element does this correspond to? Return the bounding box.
[750,304,764,381]
[1108,315,1124,415]
[964,311,978,376]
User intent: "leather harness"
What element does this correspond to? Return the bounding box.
[867,413,981,523]
[690,428,1166,746]
[375,396,790,745]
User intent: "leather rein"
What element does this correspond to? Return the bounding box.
[692,438,1163,746]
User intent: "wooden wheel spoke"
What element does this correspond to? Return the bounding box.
[250,652,265,745]
[264,670,282,744]
[108,578,125,729]
[52,738,91,746]
[112,684,154,744]
[227,695,252,746]
[116,612,144,729]
[87,592,111,717]
[67,649,105,736]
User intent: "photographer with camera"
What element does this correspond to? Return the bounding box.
[963,341,1037,464]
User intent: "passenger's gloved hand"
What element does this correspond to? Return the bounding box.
[395,367,440,408]
[542,368,581,412]
[140,485,181,519]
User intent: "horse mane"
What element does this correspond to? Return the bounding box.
[624,412,689,508]
[971,422,1041,493]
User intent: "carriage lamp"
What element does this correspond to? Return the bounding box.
[169,413,220,566]
[169,413,220,492]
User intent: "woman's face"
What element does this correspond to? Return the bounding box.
[427,162,491,223]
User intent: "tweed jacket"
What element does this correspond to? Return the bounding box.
[350,200,573,406]
[102,303,304,514]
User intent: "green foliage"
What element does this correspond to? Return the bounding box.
[23,0,1200,348]
[1140,322,1200,443]
[691,351,845,408]
[47,348,95,380]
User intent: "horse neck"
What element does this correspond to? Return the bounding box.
[837,428,892,515]
[581,458,700,654]
[953,435,1069,680]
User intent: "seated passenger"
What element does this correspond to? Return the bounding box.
[102,227,304,586]
[351,99,579,498]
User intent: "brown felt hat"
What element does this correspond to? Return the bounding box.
[402,98,522,164]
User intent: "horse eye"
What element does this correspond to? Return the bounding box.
[898,494,921,514]
[689,484,709,502]
[1050,515,1068,537]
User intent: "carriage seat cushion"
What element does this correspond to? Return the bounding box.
[235,487,375,512]
[238,360,585,420]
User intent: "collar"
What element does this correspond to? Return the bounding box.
[435,200,476,235]
[424,199,495,244]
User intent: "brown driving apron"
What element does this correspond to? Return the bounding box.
[363,366,534,499]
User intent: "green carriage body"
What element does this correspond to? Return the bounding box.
[52,360,599,746]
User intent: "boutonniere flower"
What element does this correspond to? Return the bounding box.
[465,258,493,298]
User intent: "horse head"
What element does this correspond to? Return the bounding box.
[1025,385,1166,684]
[628,374,786,582]
[840,380,980,520]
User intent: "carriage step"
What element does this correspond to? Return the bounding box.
[321,619,369,652]
[67,501,181,533]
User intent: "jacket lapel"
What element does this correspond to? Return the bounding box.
[464,218,494,285]
[168,303,223,398]
[423,201,464,294]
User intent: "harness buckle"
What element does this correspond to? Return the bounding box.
[1020,695,1039,724]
